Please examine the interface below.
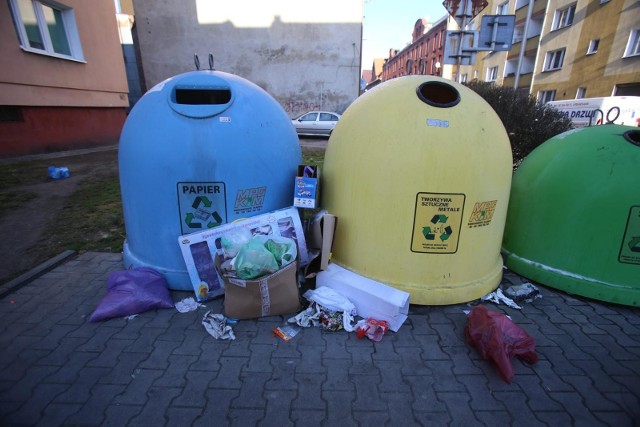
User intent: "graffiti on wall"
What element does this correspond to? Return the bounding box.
[282,99,320,117]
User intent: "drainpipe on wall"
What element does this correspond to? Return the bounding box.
[514,0,535,89]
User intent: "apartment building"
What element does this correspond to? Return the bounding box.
[0,0,129,158]
[379,16,456,81]
[468,0,639,101]
[374,0,638,105]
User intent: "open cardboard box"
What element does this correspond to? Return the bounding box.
[304,211,337,275]
[216,255,301,319]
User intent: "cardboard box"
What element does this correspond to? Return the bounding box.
[307,212,337,271]
[218,256,301,319]
[178,207,308,302]
[293,165,319,209]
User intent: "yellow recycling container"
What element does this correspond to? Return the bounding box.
[322,76,513,305]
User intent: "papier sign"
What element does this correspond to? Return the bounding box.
[178,207,308,302]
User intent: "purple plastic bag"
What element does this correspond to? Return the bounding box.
[89,267,174,322]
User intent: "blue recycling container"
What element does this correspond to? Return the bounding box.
[119,70,301,290]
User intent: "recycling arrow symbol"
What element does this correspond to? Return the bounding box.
[193,196,212,209]
[423,214,453,241]
[629,236,640,253]
[185,208,223,229]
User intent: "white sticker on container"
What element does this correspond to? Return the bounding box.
[427,119,449,128]
[219,117,231,122]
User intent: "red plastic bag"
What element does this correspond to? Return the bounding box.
[465,305,538,383]
[89,267,174,322]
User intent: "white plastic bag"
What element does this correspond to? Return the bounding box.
[301,287,357,332]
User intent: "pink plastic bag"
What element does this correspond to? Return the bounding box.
[465,305,538,383]
[89,267,174,322]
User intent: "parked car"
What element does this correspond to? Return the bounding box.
[291,111,341,136]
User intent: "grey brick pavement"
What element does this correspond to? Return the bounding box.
[0,251,639,426]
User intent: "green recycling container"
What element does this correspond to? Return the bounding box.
[502,125,640,307]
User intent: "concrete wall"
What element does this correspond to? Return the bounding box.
[132,0,363,117]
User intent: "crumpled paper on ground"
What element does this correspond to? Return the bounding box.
[176,297,206,313]
[202,311,236,340]
[481,288,522,309]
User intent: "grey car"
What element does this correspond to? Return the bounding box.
[291,111,341,136]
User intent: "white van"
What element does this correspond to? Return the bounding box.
[546,96,640,128]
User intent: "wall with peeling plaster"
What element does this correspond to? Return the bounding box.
[132,0,363,117]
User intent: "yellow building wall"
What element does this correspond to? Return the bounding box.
[532,0,640,99]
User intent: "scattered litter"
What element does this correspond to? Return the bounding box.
[356,318,390,342]
[10,300,16,305]
[465,305,538,384]
[291,287,357,331]
[175,297,205,313]
[504,282,541,302]
[202,311,236,340]
[316,263,409,332]
[124,314,139,320]
[273,325,301,342]
[48,166,70,180]
[481,288,522,309]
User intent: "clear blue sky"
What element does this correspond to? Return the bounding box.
[362,0,449,70]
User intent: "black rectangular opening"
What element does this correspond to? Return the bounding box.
[0,106,23,122]
[175,89,231,105]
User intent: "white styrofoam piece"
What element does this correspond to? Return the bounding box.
[316,263,410,332]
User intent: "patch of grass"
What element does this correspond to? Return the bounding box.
[33,175,125,259]
[0,191,38,217]
[0,160,51,191]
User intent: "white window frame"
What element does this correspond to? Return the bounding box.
[537,90,556,104]
[8,0,84,61]
[587,39,599,55]
[486,66,498,82]
[576,87,587,99]
[496,1,509,15]
[552,4,576,31]
[543,48,566,71]
[623,29,640,58]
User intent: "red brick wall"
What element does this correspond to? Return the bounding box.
[0,106,126,158]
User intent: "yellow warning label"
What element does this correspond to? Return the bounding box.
[411,192,465,254]
[467,200,498,228]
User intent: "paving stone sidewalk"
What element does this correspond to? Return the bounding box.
[0,251,638,426]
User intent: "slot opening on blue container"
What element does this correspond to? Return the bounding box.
[175,89,231,105]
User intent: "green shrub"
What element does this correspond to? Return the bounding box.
[463,80,573,167]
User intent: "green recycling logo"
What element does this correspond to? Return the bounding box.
[177,182,227,234]
[618,206,640,265]
[185,195,223,229]
[423,214,453,241]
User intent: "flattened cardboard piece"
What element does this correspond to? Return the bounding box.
[306,211,337,272]
[218,256,301,319]
[316,263,410,332]
[294,165,319,209]
[178,206,308,302]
